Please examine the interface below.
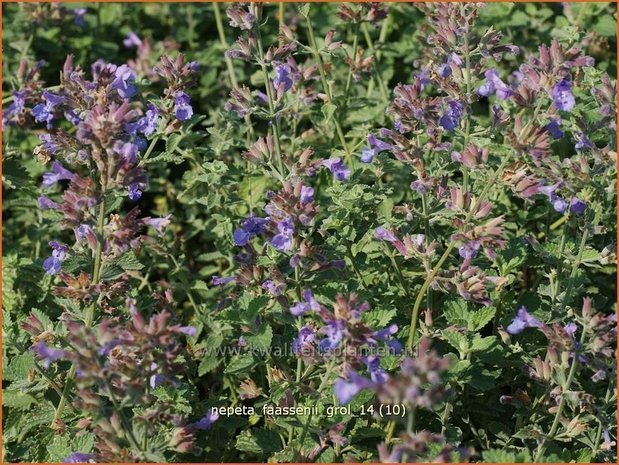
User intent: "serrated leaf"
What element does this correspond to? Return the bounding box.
[235,428,282,454]
[245,324,273,351]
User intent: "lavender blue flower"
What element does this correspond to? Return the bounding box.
[195,409,220,430]
[112,65,137,99]
[42,240,69,275]
[551,79,575,112]
[136,103,160,136]
[42,161,75,187]
[439,100,463,131]
[574,132,593,151]
[212,275,235,286]
[32,91,65,128]
[128,184,142,201]
[30,341,65,368]
[63,452,96,463]
[273,64,293,91]
[507,306,543,335]
[477,69,512,99]
[174,91,193,121]
[300,185,314,204]
[319,320,345,352]
[289,289,321,316]
[292,325,315,354]
[123,31,142,48]
[375,227,397,243]
[569,197,586,216]
[271,217,295,251]
[322,157,351,181]
[334,371,374,405]
[73,8,87,26]
[38,195,60,210]
[544,120,564,139]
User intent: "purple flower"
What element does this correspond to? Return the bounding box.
[551,79,575,112]
[550,194,568,213]
[322,158,350,181]
[112,65,137,99]
[195,409,220,430]
[179,326,197,337]
[564,322,578,338]
[361,147,377,163]
[319,320,345,352]
[477,69,512,100]
[76,224,96,250]
[212,275,235,286]
[544,120,564,139]
[123,31,142,48]
[300,185,314,204]
[32,91,65,128]
[361,134,391,163]
[271,217,295,251]
[334,371,374,405]
[439,52,463,78]
[292,325,315,355]
[63,452,96,463]
[375,227,397,243]
[439,100,463,131]
[233,216,269,246]
[38,195,60,210]
[506,306,543,335]
[262,279,285,296]
[73,8,87,26]
[149,362,165,388]
[136,103,160,136]
[273,64,293,91]
[128,184,142,201]
[174,91,193,121]
[42,161,75,187]
[363,355,389,384]
[114,141,140,163]
[569,197,586,216]
[458,240,480,261]
[143,215,172,235]
[30,342,64,368]
[574,132,593,151]
[289,289,321,316]
[43,241,69,275]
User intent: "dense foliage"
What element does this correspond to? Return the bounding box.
[2,2,617,463]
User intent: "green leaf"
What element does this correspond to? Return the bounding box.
[245,324,273,351]
[235,428,282,454]
[224,354,256,375]
[321,103,337,123]
[469,307,496,332]
[469,336,497,353]
[2,389,37,410]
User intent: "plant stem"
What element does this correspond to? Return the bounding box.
[406,158,510,351]
[52,192,107,425]
[364,16,390,102]
[255,26,285,177]
[305,15,353,168]
[137,135,161,167]
[344,22,360,104]
[213,2,255,142]
[533,325,588,462]
[461,6,472,194]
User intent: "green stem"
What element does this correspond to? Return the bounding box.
[305,15,353,168]
[406,158,510,351]
[52,193,107,425]
[255,26,285,177]
[533,325,588,462]
[461,7,472,193]
[297,358,337,454]
[344,22,360,104]
[138,135,161,167]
